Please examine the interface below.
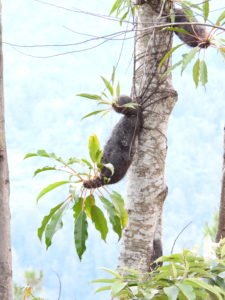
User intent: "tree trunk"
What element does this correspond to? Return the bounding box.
[118,0,178,272]
[0,1,12,299]
[215,127,225,242]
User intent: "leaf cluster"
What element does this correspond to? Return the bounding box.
[25,135,128,260]
[93,247,225,299]
[77,66,121,119]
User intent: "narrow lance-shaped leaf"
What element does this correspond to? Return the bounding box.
[200,60,208,86]
[45,203,69,249]
[82,109,107,120]
[181,47,199,74]
[101,76,114,96]
[89,134,100,163]
[36,181,70,203]
[34,166,57,176]
[76,93,103,100]
[84,195,95,219]
[216,10,225,25]
[159,43,183,68]
[73,198,83,220]
[116,82,120,97]
[91,205,108,241]
[37,202,65,241]
[110,191,128,228]
[99,196,122,240]
[74,211,88,260]
[203,0,209,22]
[164,27,191,36]
[161,60,183,78]
[192,58,200,88]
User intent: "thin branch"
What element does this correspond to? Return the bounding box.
[170,222,192,254]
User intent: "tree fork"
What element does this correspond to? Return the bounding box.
[118,0,177,272]
[0,2,12,299]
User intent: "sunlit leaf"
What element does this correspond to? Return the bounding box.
[76,93,103,100]
[91,205,108,241]
[89,134,100,163]
[203,0,209,21]
[34,166,57,176]
[84,195,95,219]
[73,198,83,220]
[111,280,128,296]
[36,181,70,203]
[216,10,225,25]
[94,285,112,294]
[116,82,120,97]
[101,76,113,96]
[82,109,107,120]
[163,286,179,300]
[178,283,196,300]
[74,211,88,260]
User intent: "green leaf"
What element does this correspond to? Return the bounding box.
[111,66,116,85]
[92,278,116,284]
[94,285,112,294]
[76,93,103,100]
[45,204,69,249]
[185,278,225,299]
[110,191,128,228]
[82,109,107,120]
[164,27,191,36]
[84,195,95,219]
[216,11,225,25]
[73,198,83,220]
[33,166,57,176]
[161,60,183,78]
[116,82,120,97]
[200,60,208,86]
[88,134,100,163]
[181,47,199,74]
[74,211,88,260]
[111,280,128,296]
[178,283,196,300]
[99,196,122,240]
[36,181,70,203]
[163,286,179,300]
[100,267,122,279]
[110,0,121,15]
[192,58,200,88]
[159,44,183,68]
[66,157,82,165]
[81,158,93,169]
[91,205,108,241]
[203,0,209,21]
[101,76,114,96]
[37,202,64,241]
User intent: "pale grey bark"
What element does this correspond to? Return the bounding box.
[118,1,177,272]
[0,2,12,299]
[216,127,225,242]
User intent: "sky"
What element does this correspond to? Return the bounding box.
[2,0,225,299]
